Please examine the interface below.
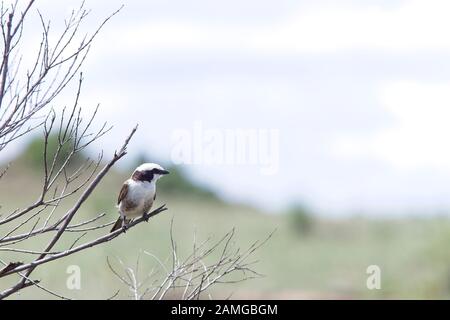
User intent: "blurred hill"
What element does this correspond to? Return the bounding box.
[131,152,222,203]
[13,135,223,204]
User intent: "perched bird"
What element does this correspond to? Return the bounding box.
[110,163,169,232]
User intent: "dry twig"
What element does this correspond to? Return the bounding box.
[107,221,275,300]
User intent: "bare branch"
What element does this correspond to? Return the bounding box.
[108,224,275,300]
[0,203,166,281]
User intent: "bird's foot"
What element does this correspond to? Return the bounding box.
[143,213,149,222]
[121,223,129,233]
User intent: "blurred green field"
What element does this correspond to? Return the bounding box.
[1,157,450,300]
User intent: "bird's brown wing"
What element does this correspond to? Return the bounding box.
[117,182,129,205]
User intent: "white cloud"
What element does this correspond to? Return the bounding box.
[334,80,450,170]
[94,0,450,55]
[251,0,450,53]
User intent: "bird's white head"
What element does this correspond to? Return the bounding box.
[132,163,170,184]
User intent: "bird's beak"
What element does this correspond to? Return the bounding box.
[161,170,170,175]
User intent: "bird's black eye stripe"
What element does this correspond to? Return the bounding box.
[141,171,153,182]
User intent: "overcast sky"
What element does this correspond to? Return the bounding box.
[5,0,450,215]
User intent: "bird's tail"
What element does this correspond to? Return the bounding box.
[110,217,125,232]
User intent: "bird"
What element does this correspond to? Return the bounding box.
[110,163,169,232]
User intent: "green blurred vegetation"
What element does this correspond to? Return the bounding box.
[158,165,220,202]
[1,153,450,299]
[287,204,316,237]
[21,134,84,170]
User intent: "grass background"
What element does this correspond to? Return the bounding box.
[1,141,450,299]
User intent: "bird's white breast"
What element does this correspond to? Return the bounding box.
[120,179,156,218]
